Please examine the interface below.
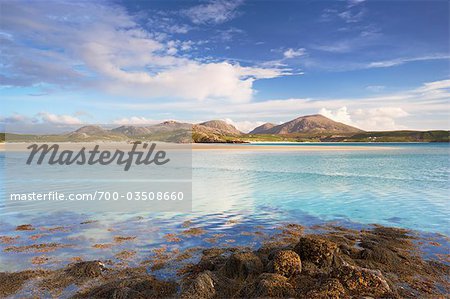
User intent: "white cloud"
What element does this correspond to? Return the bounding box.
[319,106,409,131]
[0,1,285,102]
[283,48,306,59]
[223,118,265,133]
[416,79,450,92]
[338,9,365,23]
[183,0,243,25]
[0,114,31,124]
[36,112,82,125]
[105,78,448,130]
[319,107,353,125]
[112,117,157,125]
[367,55,450,68]
[1,112,82,125]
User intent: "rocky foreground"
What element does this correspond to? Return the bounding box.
[1,224,448,298]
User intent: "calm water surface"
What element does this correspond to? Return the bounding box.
[0,143,449,272]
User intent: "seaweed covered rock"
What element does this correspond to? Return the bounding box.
[0,270,48,297]
[197,248,238,272]
[294,236,338,267]
[331,264,391,297]
[268,250,302,277]
[72,275,177,299]
[240,273,296,298]
[180,271,216,299]
[65,261,106,279]
[359,245,402,266]
[221,252,263,279]
[305,278,348,299]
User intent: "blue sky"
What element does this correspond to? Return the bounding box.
[1,0,449,131]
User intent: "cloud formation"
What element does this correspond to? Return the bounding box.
[283,48,307,59]
[112,117,157,125]
[0,1,284,102]
[319,106,409,131]
[0,112,82,125]
[2,79,448,131]
[367,54,450,68]
[183,0,244,25]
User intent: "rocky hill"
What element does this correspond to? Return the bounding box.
[252,114,363,135]
[193,120,243,143]
[198,120,242,136]
[249,123,276,134]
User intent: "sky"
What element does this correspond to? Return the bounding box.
[0,0,449,132]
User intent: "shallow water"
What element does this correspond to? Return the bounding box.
[0,143,449,272]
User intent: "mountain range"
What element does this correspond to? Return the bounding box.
[2,114,449,143]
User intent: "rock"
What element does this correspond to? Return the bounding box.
[181,271,216,299]
[294,236,338,267]
[359,243,402,266]
[197,248,235,271]
[0,270,47,297]
[240,273,296,298]
[16,224,35,231]
[268,250,302,277]
[221,252,263,279]
[73,275,177,299]
[305,278,348,299]
[331,264,391,297]
[65,261,106,279]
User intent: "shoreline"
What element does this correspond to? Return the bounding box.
[0,222,448,298]
[0,142,399,152]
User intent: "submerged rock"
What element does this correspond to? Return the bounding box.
[65,261,106,279]
[268,250,302,277]
[294,236,338,268]
[221,252,264,279]
[15,224,35,231]
[72,275,177,299]
[0,270,47,297]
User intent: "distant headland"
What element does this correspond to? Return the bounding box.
[1,114,449,143]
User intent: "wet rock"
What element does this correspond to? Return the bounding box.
[331,264,391,297]
[221,252,263,279]
[16,224,35,231]
[66,261,106,279]
[198,248,232,271]
[294,236,338,268]
[72,275,177,299]
[240,273,296,298]
[0,270,47,297]
[305,278,348,299]
[359,245,401,266]
[181,270,216,299]
[268,250,302,277]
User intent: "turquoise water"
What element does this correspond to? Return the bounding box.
[0,143,449,271]
[192,143,450,234]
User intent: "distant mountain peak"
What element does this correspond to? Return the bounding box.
[250,114,362,135]
[249,123,275,134]
[73,125,107,135]
[198,120,242,136]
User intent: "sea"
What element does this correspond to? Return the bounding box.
[0,142,449,273]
